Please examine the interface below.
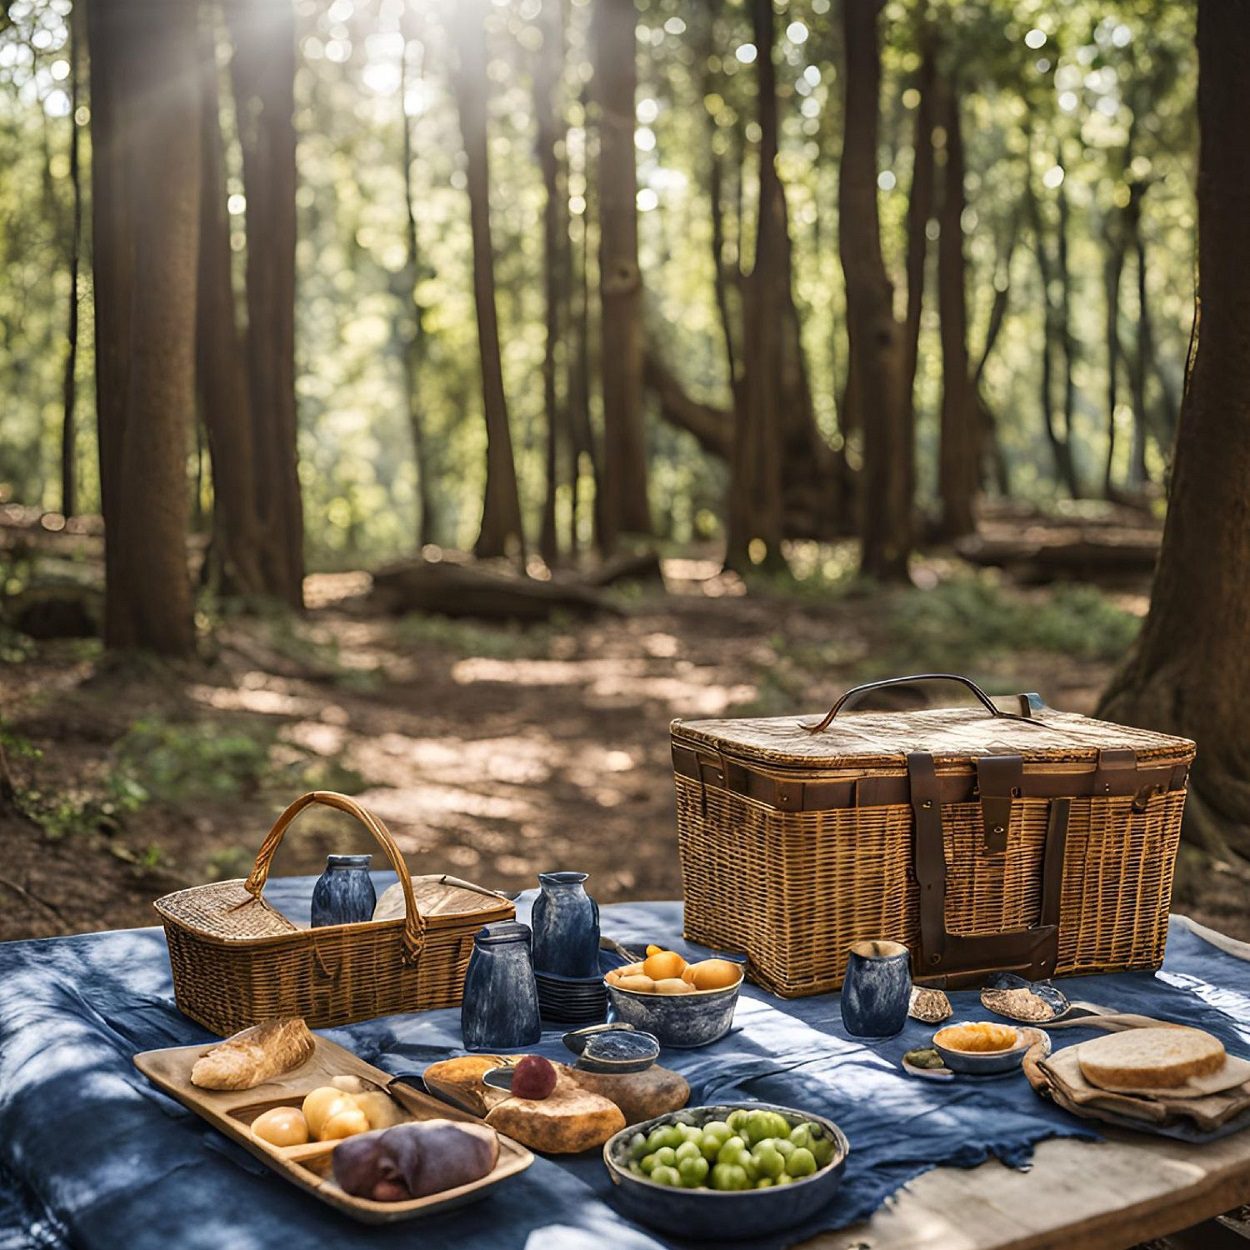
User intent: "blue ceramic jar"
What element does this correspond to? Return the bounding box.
[840,940,912,1039]
[310,854,376,928]
[461,921,543,1050]
[531,871,600,977]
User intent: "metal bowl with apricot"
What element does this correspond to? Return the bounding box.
[604,948,744,1048]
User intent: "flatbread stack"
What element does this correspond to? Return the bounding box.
[1024,1025,1250,1136]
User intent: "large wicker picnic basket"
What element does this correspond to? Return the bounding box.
[672,674,1195,996]
[154,791,514,1034]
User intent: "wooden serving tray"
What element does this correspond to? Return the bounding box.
[134,1034,534,1224]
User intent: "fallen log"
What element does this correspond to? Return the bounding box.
[370,559,623,622]
[956,529,1161,584]
[583,550,665,590]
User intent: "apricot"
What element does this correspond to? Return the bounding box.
[653,978,696,995]
[642,950,687,981]
[684,959,744,991]
[616,974,657,993]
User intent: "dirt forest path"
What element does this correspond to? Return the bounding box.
[9,562,1238,944]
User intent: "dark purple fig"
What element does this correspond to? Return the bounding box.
[332,1131,410,1202]
[511,1054,557,1100]
[381,1120,500,1198]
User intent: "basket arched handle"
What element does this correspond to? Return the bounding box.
[802,673,1042,734]
[244,791,425,961]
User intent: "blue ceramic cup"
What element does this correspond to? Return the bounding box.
[840,940,912,1039]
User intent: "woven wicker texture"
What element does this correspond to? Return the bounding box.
[155,791,514,1034]
[675,705,1192,769]
[673,687,1193,997]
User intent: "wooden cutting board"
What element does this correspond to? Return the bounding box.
[134,1034,533,1224]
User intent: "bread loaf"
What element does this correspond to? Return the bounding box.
[190,1017,316,1090]
[1077,1026,1226,1091]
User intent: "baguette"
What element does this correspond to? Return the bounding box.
[1077,1026,1226,1092]
[190,1017,316,1090]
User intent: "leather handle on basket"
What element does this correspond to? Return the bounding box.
[803,673,1044,735]
[244,791,426,961]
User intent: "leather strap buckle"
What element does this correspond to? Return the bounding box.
[976,754,1023,853]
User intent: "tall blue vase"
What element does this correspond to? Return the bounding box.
[461,921,542,1050]
[310,854,376,928]
[531,871,600,977]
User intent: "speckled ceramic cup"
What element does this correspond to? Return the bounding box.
[840,940,912,1039]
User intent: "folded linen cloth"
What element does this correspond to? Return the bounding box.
[1032,1044,1250,1133]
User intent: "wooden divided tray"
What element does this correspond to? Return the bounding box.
[134,1034,534,1224]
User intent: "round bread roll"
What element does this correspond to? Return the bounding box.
[1078,1026,1226,1091]
[252,1105,310,1147]
[319,1105,371,1140]
[302,1087,356,1137]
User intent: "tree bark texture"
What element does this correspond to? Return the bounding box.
[452,0,527,562]
[839,0,910,581]
[535,0,570,566]
[225,0,304,607]
[1099,0,1250,862]
[196,8,265,596]
[60,0,82,520]
[592,0,651,551]
[935,71,976,538]
[399,27,436,549]
[87,0,200,655]
[900,33,936,513]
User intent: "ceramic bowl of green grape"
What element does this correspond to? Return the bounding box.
[602,1103,849,1241]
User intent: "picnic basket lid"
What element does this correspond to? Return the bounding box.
[672,673,1195,771]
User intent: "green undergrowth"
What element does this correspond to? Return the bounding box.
[10,714,364,843]
[391,612,560,660]
[737,575,1141,717]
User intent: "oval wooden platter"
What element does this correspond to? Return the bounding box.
[133,1033,534,1224]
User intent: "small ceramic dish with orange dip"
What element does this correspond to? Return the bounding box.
[604,947,745,1048]
[932,1021,1032,1075]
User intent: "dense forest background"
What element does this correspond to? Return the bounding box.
[0,0,1196,563]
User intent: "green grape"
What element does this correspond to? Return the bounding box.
[756,1177,775,1188]
[716,1135,750,1167]
[640,1153,660,1174]
[710,1162,751,1192]
[727,1109,751,1132]
[674,1140,702,1164]
[650,1165,681,1187]
[653,1146,678,1168]
[789,1124,814,1150]
[786,1146,817,1178]
[752,1141,786,1179]
[678,1155,710,1187]
[628,1132,648,1161]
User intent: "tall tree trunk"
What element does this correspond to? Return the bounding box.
[1124,182,1151,487]
[60,0,83,519]
[934,71,976,538]
[840,0,910,581]
[568,84,604,556]
[1099,0,1250,862]
[87,0,200,656]
[1055,158,1081,496]
[901,32,936,514]
[1023,155,1080,498]
[535,0,569,567]
[196,7,265,596]
[1102,208,1128,497]
[225,0,304,608]
[399,24,436,549]
[972,216,1018,498]
[592,0,650,552]
[726,0,787,571]
[452,0,526,563]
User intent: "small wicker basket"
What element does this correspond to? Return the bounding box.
[155,791,513,1035]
